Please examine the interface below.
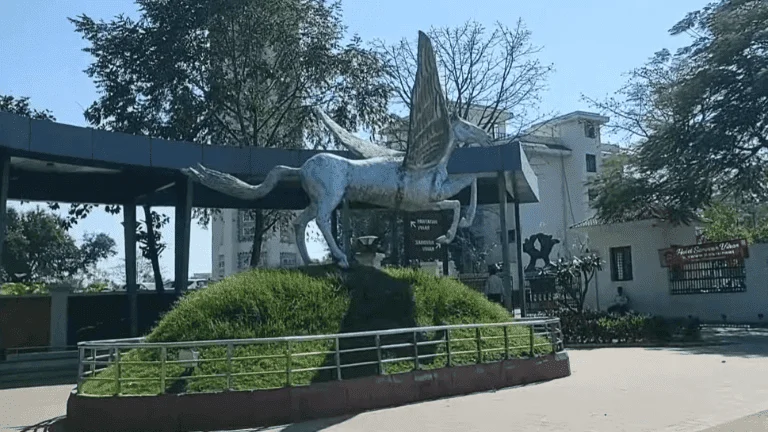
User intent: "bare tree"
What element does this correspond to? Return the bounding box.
[373,19,553,145]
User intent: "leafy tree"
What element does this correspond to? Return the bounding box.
[542,253,603,313]
[137,205,168,291]
[71,0,392,269]
[700,202,768,243]
[2,208,117,283]
[0,95,56,121]
[585,0,768,222]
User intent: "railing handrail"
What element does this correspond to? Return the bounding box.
[78,319,561,349]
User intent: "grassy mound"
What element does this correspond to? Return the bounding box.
[82,266,551,396]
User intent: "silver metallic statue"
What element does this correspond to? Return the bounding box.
[183,31,492,268]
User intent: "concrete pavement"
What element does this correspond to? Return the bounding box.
[700,410,768,432]
[2,328,767,432]
[0,384,71,431]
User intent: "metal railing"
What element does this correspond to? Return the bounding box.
[76,319,563,396]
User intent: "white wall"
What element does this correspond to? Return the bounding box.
[667,243,768,323]
[583,219,682,315]
[583,221,768,324]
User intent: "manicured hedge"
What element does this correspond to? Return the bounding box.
[554,309,701,345]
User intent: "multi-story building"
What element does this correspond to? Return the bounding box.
[472,111,616,268]
[211,209,302,280]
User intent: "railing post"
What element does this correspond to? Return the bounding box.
[77,347,84,394]
[529,325,535,357]
[375,335,383,375]
[160,346,167,394]
[90,348,96,378]
[226,344,233,391]
[334,337,342,381]
[503,326,510,360]
[475,328,482,364]
[550,323,557,354]
[446,329,452,367]
[114,348,121,396]
[285,341,292,387]
[413,331,420,370]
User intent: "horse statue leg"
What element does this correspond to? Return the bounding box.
[429,174,477,244]
[458,176,477,228]
[432,200,462,244]
[292,204,318,266]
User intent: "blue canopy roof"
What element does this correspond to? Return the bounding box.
[0,112,539,209]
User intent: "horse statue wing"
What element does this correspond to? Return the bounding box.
[402,31,454,172]
[312,106,403,159]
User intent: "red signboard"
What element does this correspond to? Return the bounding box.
[659,239,749,267]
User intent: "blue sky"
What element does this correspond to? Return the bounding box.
[0,0,707,280]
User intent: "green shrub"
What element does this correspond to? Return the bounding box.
[0,282,48,295]
[555,309,701,344]
[81,266,548,396]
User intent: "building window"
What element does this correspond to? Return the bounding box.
[217,254,226,278]
[492,124,505,140]
[280,228,294,244]
[497,229,516,243]
[237,252,252,271]
[584,121,596,139]
[238,210,256,242]
[586,154,597,173]
[610,247,633,281]
[280,252,298,267]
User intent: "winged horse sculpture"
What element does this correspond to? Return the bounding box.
[182,31,492,268]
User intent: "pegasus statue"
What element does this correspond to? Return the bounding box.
[183,31,493,268]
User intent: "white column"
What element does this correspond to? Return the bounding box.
[48,284,69,348]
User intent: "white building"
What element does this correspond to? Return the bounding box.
[573,218,768,324]
[211,209,302,280]
[467,111,616,269]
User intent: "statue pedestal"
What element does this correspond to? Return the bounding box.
[355,252,384,268]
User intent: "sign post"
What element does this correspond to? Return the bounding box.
[406,211,449,265]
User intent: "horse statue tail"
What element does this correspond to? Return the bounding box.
[182,163,300,201]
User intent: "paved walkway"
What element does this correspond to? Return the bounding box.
[2,328,767,432]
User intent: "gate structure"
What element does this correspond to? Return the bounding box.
[660,239,749,295]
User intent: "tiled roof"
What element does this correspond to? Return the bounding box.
[570,215,663,229]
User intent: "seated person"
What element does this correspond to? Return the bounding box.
[484,265,504,305]
[607,286,630,314]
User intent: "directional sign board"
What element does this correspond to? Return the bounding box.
[406,211,449,262]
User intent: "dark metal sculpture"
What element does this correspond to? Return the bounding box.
[523,233,560,272]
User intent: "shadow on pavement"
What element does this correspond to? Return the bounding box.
[13,416,67,432]
[647,327,768,358]
[265,415,356,432]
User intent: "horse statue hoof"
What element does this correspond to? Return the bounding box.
[458,217,470,228]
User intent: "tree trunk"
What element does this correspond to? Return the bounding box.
[143,205,164,293]
[249,210,265,268]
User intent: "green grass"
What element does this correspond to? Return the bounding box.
[80,265,553,396]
